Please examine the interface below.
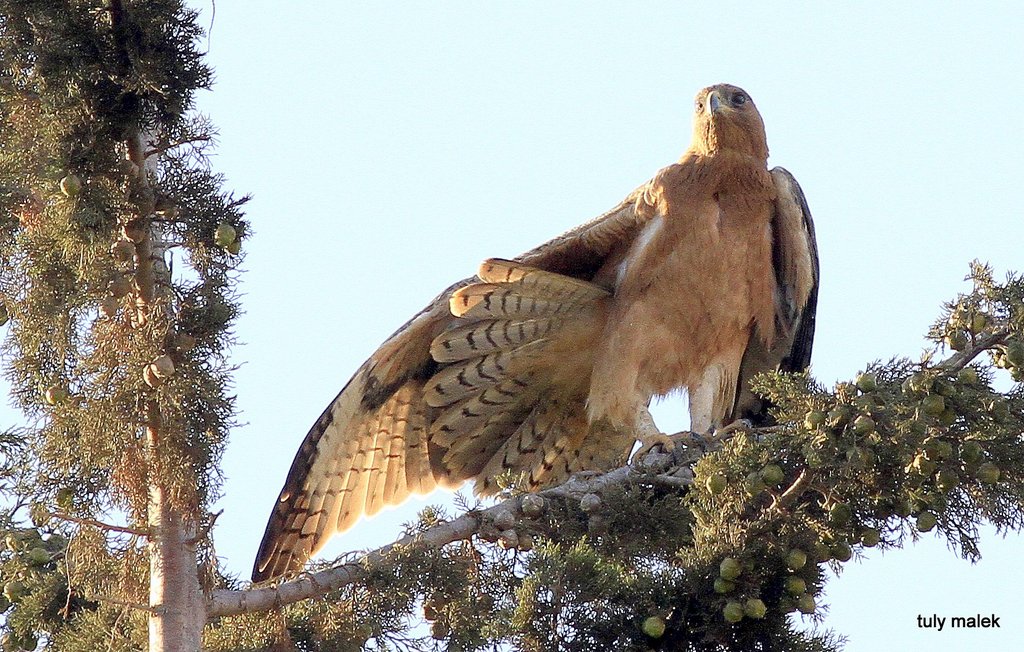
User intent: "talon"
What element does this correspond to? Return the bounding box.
[676,430,714,452]
[629,407,674,463]
[713,418,753,439]
[631,432,675,462]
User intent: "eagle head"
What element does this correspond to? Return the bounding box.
[691,84,769,161]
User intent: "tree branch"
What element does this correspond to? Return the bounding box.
[91,594,155,613]
[144,135,211,158]
[938,328,1010,373]
[51,511,150,537]
[772,468,814,513]
[208,444,703,617]
[186,509,222,545]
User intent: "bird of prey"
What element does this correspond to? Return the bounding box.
[253,83,819,582]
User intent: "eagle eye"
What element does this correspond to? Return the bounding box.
[732,93,748,106]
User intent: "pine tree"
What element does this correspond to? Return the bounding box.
[2,3,1024,652]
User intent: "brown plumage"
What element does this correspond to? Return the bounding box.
[252,84,819,582]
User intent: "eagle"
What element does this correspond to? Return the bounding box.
[252,83,819,582]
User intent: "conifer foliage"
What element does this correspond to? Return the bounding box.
[2,3,1024,652]
[204,269,1024,652]
[1,1,244,649]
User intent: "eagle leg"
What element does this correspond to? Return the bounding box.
[628,407,675,463]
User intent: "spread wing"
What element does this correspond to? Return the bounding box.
[251,183,659,582]
[730,166,819,424]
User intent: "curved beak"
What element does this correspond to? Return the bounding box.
[706,90,722,115]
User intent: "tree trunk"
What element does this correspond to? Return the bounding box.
[129,127,207,650]
[148,453,204,651]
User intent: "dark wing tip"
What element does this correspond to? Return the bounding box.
[251,490,310,582]
[251,538,304,583]
[770,166,820,373]
[251,539,286,583]
[250,397,342,582]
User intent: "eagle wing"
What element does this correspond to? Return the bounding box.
[251,184,658,582]
[729,166,819,424]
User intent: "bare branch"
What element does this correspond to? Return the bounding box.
[91,594,155,613]
[773,468,814,513]
[209,509,480,617]
[208,446,701,617]
[938,329,1010,373]
[144,135,212,158]
[52,511,150,537]
[186,510,222,545]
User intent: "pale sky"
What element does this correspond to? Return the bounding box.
[5,2,1024,649]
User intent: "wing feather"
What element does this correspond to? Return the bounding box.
[769,167,819,373]
[729,166,819,425]
[515,184,659,276]
[253,178,662,582]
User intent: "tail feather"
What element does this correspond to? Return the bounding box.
[531,409,580,488]
[473,400,633,494]
[475,403,551,493]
